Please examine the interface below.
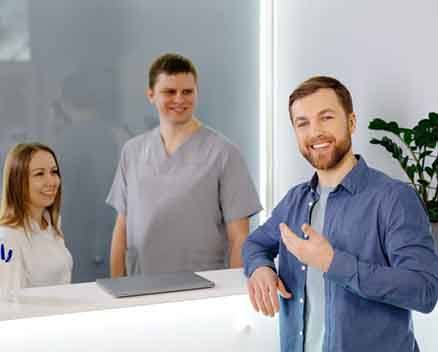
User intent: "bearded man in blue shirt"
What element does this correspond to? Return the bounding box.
[242,76,438,352]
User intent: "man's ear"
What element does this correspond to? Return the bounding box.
[348,112,357,134]
[289,108,295,128]
[145,88,154,104]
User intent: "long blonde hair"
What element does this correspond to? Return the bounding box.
[0,143,63,236]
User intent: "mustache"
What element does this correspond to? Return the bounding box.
[306,135,335,145]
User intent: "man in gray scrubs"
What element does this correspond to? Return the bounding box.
[106,53,262,276]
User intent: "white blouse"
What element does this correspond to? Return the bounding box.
[0,215,73,292]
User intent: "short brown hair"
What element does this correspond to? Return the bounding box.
[148,53,198,89]
[289,76,353,118]
[0,143,63,237]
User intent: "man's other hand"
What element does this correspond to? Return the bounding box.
[247,266,292,317]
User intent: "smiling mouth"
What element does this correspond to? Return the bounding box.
[310,142,331,150]
[41,192,57,197]
[170,107,187,113]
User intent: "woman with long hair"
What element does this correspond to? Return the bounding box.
[0,143,72,296]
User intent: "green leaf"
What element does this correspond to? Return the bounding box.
[425,166,434,178]
[406,165,416,180]
[382,137,397,154]
[419,150,433,160]
[432,159,438,173]
[428,201,438,222]
[401,156,409,169]
[418,119,432,129]
[413,128,430,147]
[418,179,430,187]
[387,121,401,135]
[402,130,413,145]
[368,119,401,136]
[368,118,387,130]
[428,112,438,125]
[432,126,438,142]
[429,208,438,223]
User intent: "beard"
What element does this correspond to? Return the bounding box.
[300,131,352,170]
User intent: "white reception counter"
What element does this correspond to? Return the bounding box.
[0,268,436,351]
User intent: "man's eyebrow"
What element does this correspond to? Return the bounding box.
[317,108,336,115]
[30,167,45,172]
[293,115,308,122]
[292,108,337,123]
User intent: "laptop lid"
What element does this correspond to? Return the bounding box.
[96,271,215,298]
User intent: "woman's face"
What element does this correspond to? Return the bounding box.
[27,150,60,211]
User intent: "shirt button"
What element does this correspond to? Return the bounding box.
[299,298,304,304]
[308,202,313,207]
[304,234,309,239]
[299,331,303,336]
[301,265,306,271]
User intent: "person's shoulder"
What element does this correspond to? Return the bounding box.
[206,126,252,166]
[201,125,239,152]
[283,182,309,203]
[122,128,155,149]
[0,225,24,247]
[365,165,418,201]
[198,125,247,168]
[269,181,310,218]
[271,182,309,211]
[121,128,157,156]
[0,224,23,236]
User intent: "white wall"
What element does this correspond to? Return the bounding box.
[273,0,438,201]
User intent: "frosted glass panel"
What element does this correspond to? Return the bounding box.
[0,0,259,283]
[0,0,30,61]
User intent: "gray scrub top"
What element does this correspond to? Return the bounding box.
[106,125,262,274]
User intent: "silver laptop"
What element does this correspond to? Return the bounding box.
[96,271,215,298]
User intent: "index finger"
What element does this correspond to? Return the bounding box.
[247,281,259,312]
[269,284,280,313]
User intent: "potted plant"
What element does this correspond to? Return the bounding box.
[368,112,438,251]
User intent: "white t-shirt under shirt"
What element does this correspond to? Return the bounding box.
[0,215,73,291]
[305,186,333,352]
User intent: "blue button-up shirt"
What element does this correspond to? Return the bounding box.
[243,156,438,352]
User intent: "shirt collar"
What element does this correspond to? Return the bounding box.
[307,155,369,195]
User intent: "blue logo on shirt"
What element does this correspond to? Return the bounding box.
[0,243,13,263]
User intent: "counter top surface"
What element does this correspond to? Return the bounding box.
[0,268,248,321]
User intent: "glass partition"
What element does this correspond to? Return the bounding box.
[0,0,259,283]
